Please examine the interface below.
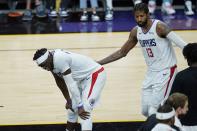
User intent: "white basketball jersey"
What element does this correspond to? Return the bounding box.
[137,20,177,71]
[52,49,101,81]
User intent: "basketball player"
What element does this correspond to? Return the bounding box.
[97,3,187,117]
[33,48,106,131]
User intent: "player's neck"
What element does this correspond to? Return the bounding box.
[49,52,54,70]
[141,19,153,32]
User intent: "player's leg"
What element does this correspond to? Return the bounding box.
[163,65,177,100]
[148,87,164,116]
[141,70,155,117]
[148,66,177,116]
[141,87,152,117]
[83,67,106,111]
[66,121,77,131]
[66,95,79,131]
[79,114,92,131]
[77,82,93,131]
[79,67,106,130]
[66,109,78,131]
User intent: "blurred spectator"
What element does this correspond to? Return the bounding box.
[7,0,23,18]
[138,92,188,131]
[151,103,176,131]
[22,0,46,21]
[46,0,57,17]
[47,0,70,17]
[104,1,142,24]
[184,0,194,15]
[35,0,47,18]
[133,0,142,5]
[12,0,46,21]
[22,0,33,21]
[166,92,188,131]
[7,0,18,11]
[105,0,113,20]
[80,0,100,22]
[148,0,175,15]
[171,43,197,131]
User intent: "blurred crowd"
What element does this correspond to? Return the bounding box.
[0,0,196,21]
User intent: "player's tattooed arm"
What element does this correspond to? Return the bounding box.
[98,26,138,65]
[156,21,172,38]
[120,26,138,56]
[157,21,187,49]
[52,72,71,103]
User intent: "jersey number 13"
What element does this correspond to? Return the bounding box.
[146,48,154,57]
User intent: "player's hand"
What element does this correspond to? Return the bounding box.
[78,106,90,120]
[65,99,74,112]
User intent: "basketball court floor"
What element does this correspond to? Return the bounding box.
[0,9,196,131]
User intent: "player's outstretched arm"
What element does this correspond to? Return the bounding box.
[62,69,90,119]
[52,72,74,112]
[52,72,71,103]
[61,69,82,107]
[156,21,187,49]
[97,27,138,65]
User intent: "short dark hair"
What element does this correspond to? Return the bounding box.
[134,3,149,14]
[183,43,197,66]
[33,48,47,61]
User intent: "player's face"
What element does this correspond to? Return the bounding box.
[39,59,52,71]
[134,11,148,27]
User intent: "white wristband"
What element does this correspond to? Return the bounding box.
[77,102,83,108]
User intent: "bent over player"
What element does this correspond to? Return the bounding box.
[33,48,106,131]
[98,3,187,117]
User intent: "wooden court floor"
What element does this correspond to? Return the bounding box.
[0,31,196,125]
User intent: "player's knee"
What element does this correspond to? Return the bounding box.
[80,117,92,131]
[141,109,148,117]
[83,99,95,112]
[67,110,78,123]
[141,105,149,117]
[148,106,157,116]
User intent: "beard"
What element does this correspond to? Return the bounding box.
[137,19,148,27]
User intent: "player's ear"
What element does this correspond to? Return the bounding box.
[176,107,182,114]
